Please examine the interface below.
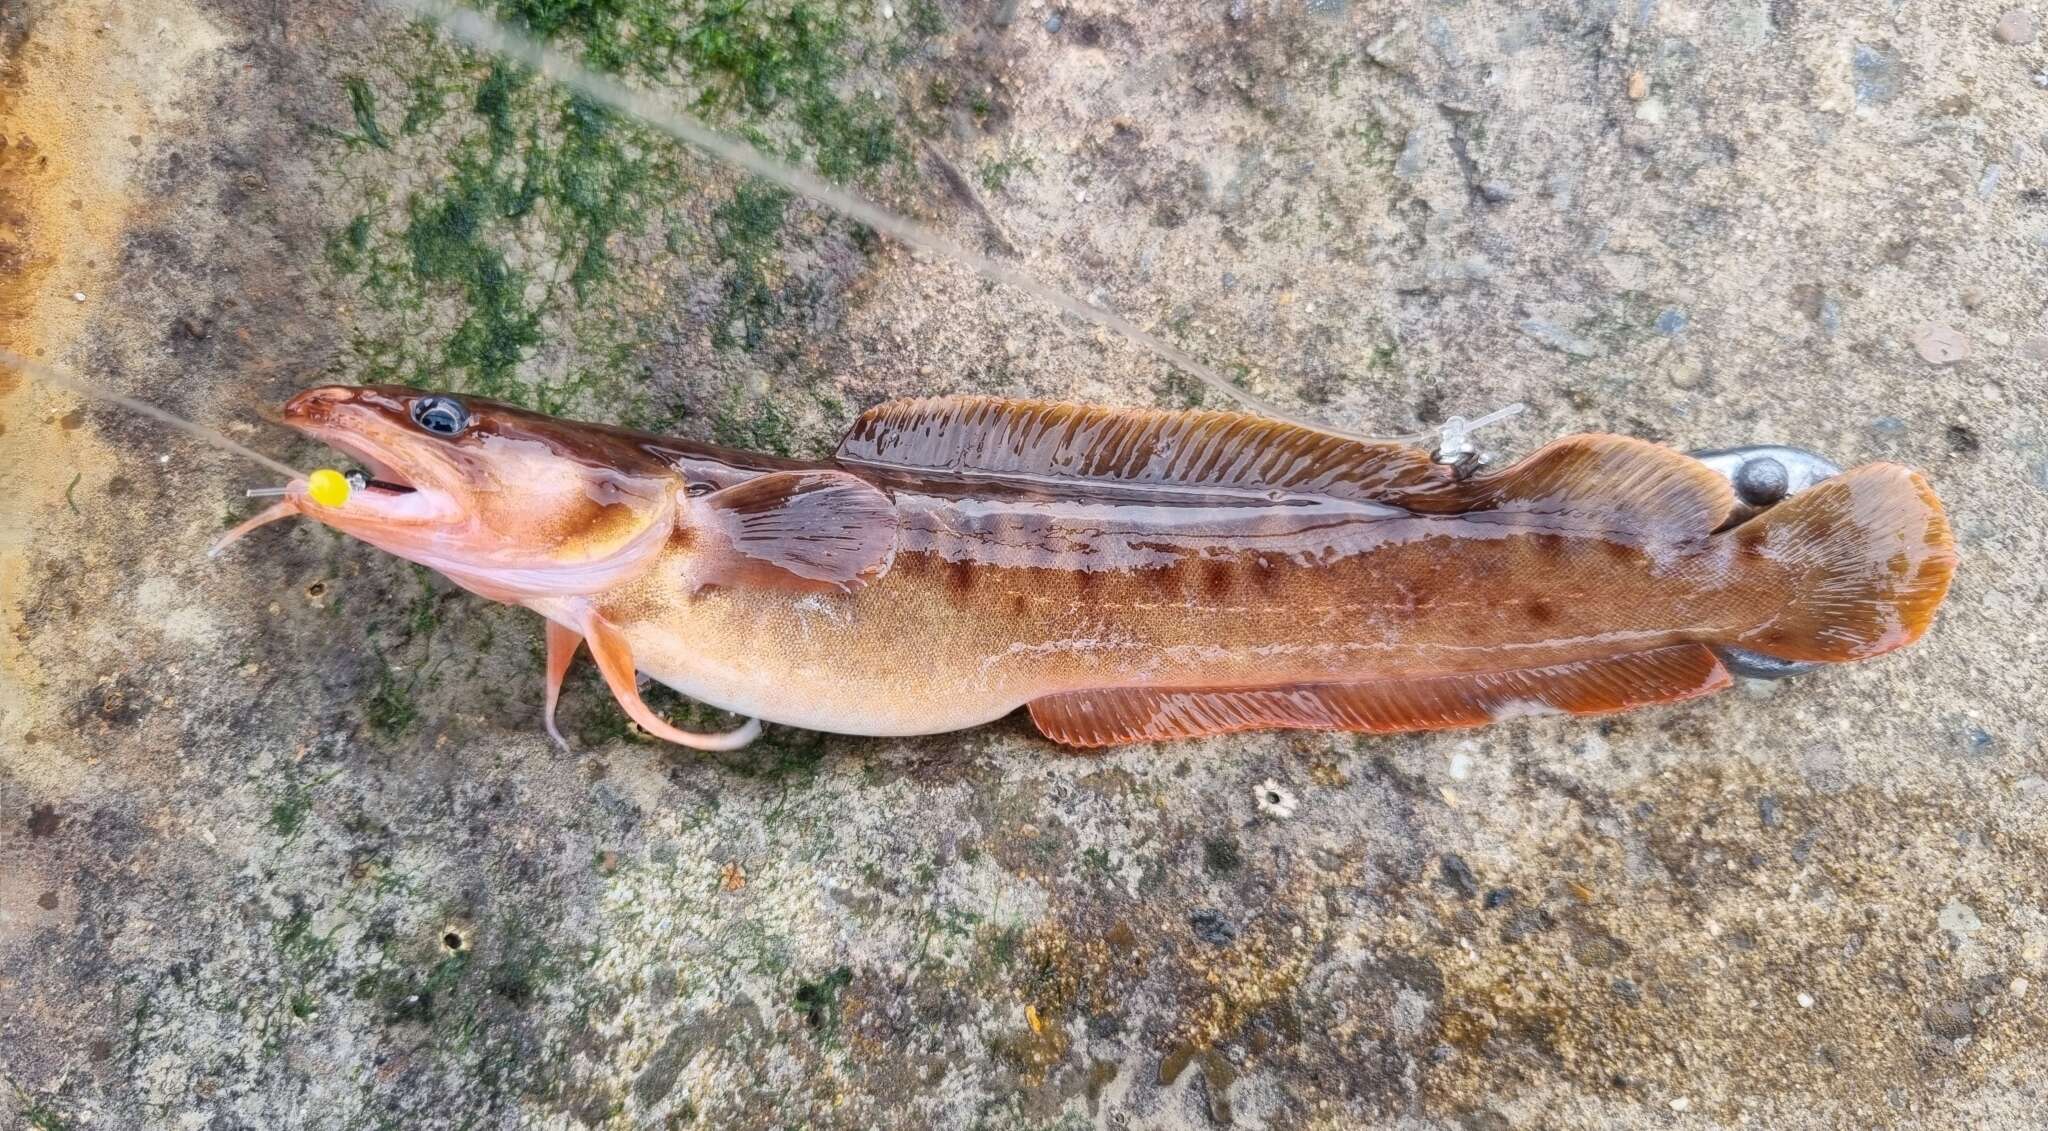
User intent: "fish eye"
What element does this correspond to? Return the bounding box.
[411,395,470,437]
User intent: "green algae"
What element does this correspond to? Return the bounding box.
[345,76,393,150]
[323,0,919,413]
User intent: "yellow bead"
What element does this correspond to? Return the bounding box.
[306,468,351,508]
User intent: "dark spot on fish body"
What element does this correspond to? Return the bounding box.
[1525,598,1556,625]
[1135,558,1190,600]
[946,559,978,595]
[1202,559,1234,599]
[1008,593,1029,616]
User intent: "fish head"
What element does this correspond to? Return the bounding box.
[277,385,681,596]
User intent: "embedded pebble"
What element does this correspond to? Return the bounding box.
[1654,307,1689,335]
[1852,43,1902,106]
[1817,297,1842,338]
[1924,999,1975,1039]
[1438,853,1480,898]
[1189,909,1238,945]
[1758,795,1784,829]
[1938,900,1983,936]
[1995,9,2036,44]
[2017,335,2048,361]
[1911,323,1970,365]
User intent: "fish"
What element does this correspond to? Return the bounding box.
[221,386,1958,750]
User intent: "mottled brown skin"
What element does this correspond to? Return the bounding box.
[273,388,1957,747]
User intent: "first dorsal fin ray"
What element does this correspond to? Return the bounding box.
[1028,644,1731,747]
[1402,434,1737,536]
[835,396,1450,503]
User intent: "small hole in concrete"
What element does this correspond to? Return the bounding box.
[443,931,465,952]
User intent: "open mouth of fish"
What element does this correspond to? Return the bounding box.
[296,429,475,526]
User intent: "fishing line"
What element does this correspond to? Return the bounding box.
[0,346,308,481]
[377,0,1481,447]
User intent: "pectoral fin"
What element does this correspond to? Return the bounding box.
[581,615,761,751]
[695,470,898,594]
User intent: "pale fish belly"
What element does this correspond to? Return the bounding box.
[541,590,1037,737]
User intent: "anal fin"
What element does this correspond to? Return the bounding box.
[1028,645,1731,748]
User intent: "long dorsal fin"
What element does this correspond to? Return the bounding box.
[1028,645,1730,747]
[1402,434,1737,536]
[835,396,1449,502]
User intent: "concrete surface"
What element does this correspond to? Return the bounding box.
[3,0,2045,1127]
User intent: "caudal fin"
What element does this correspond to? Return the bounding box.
[1728,464,1956,663]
